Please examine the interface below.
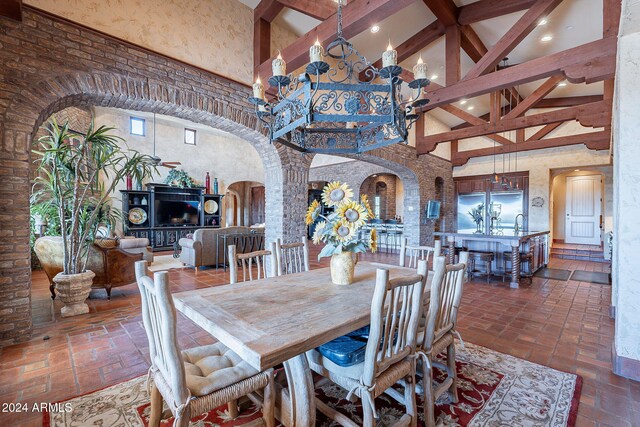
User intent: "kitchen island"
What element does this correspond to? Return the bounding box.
[434,230,550,288]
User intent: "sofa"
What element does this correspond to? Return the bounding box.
[179,226,265,269]
[34,236,153,299]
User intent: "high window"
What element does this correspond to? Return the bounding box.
[130,117,145,136]
[184,128,196,145]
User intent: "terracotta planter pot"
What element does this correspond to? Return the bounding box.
[53,270,95,317]
[330,251,358,285]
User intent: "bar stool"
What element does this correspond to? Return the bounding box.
[384,223,403,253]
[442,245,468,263]
[468,251,495,282]
[502,251,534,281]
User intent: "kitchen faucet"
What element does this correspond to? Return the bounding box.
[514,214,525,234]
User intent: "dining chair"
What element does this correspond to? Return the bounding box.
[228,242,277,284]
[417,252,468,427]
[306,260,428,426]
[399,238,442,269]
[134,261,275,427]
[275,237,310,276]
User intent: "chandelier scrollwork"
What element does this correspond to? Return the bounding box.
[248,0,431,154]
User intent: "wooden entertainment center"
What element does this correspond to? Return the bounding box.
[121,183,223,251]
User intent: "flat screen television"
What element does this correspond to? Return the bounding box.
[154,200,200,227]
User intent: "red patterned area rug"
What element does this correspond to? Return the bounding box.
[43,342,581,426]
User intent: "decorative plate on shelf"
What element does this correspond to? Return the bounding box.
[128,208,147,225]
[204,200,219,214]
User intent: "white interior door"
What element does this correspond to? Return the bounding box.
[565,175,602,245]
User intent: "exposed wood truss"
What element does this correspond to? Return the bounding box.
[417,101,610,154]
[252,0,616,162]
[451,131,611,166]
[421,37,616,110]
[0,0,22,21]
[254,0,414,79]
[451,95,605,130]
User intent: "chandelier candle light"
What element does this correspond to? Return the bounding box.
[310,39,323,62]
[382,42,397,67]
[272,51,286,76]
[249,0,431,154]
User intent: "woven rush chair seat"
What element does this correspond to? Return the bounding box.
[182,343,262,396]
[135,261,275,426]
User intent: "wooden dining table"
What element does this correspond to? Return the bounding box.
[173,261,428,427]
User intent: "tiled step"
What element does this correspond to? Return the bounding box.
[550,244,608,263]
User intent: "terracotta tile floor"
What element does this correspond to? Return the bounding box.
[1,248,638,426]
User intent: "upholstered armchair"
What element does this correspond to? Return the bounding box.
[179,226,265,269]
[34,236,153,299]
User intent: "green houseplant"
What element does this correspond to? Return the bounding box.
[32,119,157,316]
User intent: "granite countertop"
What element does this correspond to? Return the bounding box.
[434,230,550,240]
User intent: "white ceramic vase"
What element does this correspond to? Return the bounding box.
[330,251,358,285]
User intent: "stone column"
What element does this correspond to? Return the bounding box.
[612,0,640,380]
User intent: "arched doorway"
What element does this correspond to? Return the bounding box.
[359,174,403,221]
[225,181,266,226]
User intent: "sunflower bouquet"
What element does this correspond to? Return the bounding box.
[306,181,377,259]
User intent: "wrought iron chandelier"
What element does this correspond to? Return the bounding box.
[248,0,431,154]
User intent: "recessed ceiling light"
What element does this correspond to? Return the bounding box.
[460,99,467,105]
[430,74,438,80]
[557,82,567,87]
[538,18,548,26]
[467,106,474,111]
[566,25,574,30]
[370,25,380,33]
[541,35,553,42]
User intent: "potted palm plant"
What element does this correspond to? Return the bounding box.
[32,119,156,316]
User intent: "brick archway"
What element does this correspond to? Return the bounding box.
[0,71,308,345]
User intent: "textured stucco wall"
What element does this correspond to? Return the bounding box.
[24,0,297,85]
[613,23,640,367]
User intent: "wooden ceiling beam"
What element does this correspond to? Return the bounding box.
[417,101,609,153]
[254,0,284,22]
[254,18,272,74]
[420,37,616,109]
[438,104,513,145]
[527,121,563,140]
[502,75,564,119]
[464,0,564,79]
[458,0,537,25]
[450,95,605,130]
[276,0,336,21]
[534,95,604,108]
[364,20,444,78]
[0,0,22,21]
[446,25,461,85]
[422,0,458,26]
[255,0,414,81]
[451,130,610,166]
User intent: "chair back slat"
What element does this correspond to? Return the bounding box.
[135,261,189,406]
[275,237,310,276]
[228,243,277,284]
[362,260,428,386]
[422,253,467,352]
[399,237,441,269]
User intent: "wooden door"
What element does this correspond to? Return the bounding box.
[250,186,265,225]
[565,175,602,245]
